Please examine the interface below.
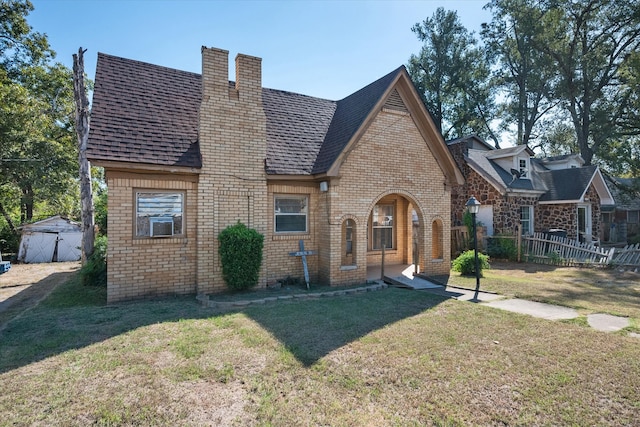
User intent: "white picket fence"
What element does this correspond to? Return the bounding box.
[609,243,640,268]
[522,233,614,266]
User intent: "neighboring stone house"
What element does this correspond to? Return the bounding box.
[448,135,614,242]
[87,47,464,302]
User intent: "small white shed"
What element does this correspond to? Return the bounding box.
[17,216,82,263]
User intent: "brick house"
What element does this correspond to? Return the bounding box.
[87,47,464,302]
[448,135,614,242]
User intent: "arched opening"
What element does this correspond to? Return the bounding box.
[366,192,425,279]
[432,218,443,259]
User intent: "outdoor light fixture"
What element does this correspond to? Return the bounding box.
[466,196,481,301]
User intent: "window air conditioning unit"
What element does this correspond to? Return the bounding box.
[150,217,174,237]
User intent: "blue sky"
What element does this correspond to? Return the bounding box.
[30,0,491,100]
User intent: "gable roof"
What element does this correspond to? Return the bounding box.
[88,53,462,184]
[311,67,404,174]
[537,165,598,202]
[446,134,495,151]
[466,148,614,204]
[467,149,546,194]
[88,53,202,169]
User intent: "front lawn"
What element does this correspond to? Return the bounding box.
[1,272,638,425]
[448,261,640,321]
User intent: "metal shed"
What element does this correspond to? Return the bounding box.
[17,216,82,263]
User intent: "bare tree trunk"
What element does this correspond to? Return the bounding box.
[73,47,95,263]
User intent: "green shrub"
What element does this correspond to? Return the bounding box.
[486,236,518,261]
[218,222,264,291]
[80,235,107,286]
[452,249,490,277]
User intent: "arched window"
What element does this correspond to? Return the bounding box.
[432,219,443,259]
[342,219,356,265]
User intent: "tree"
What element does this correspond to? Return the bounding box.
[533,0,640,165]
[73,47,94,262]
[0,0,77,253]
[0,0,52,78]
[408,8,500,146]
[482,0,559,147]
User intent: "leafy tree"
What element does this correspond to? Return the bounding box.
[408,8,500,146]
[0,0,78,253]
[482,0,559,147]
[532,0,640,165]
[0,0,52,78]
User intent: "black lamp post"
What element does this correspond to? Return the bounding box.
[466,196,481,301]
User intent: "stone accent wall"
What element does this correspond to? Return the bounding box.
[105,171,198,303]
[450,138,603,241]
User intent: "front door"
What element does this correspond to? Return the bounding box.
[577,204,592,242]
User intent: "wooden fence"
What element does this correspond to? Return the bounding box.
[608,243,640,268]
[451,226,640,269]
[522,232,614,266]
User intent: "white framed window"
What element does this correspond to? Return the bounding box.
[519,158,528,178]
[136,191,184,238]
[372,204,394,250]
[520,205,533,235]
[274,195,308,233]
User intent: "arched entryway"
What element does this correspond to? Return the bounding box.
[365,191,425,280]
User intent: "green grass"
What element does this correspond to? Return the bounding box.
[448,261,640,320]
[0,270,639,425]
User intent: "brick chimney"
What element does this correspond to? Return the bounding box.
[197,46,268,295]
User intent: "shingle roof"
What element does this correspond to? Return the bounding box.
[263,89,336,174]
[538,165,597,202]
[88,53,202,168]
[312,66,404,174]
[467,149,546,192]
[88,53,404,175]
[466,148,600,201]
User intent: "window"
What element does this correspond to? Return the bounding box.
[136,192,184,237]
[432,219,443,259]
[342,219,356,266]
[274,195,308,233]
[372,204,394,250]
[519,159,528,178]
[520,206,533,235]
[627,210,639,224]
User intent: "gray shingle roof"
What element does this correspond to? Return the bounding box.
[467,148,599,201]
[538,165,597,202]
[88,53,405,176]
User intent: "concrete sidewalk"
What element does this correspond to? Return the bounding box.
[382,269,633,335]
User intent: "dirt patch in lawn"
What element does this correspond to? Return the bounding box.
[0,262,80,329]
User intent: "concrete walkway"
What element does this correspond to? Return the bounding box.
[380,266,633,335]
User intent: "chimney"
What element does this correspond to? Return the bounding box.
[201,46,229,100]
[235,53,262,101]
